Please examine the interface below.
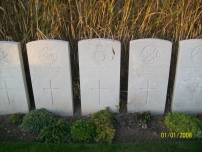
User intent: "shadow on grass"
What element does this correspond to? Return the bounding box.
[0,141,202,152]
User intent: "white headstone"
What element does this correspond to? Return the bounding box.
[26,40,73,116]
[172,39,202,114]
[0,41,30,114]
[127,39,172,115]
[79,38,121,115]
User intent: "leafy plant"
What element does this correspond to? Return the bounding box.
[9,113,22,125]
[165,113,202,139]
[91,107,115,144]
[137,111,151,124]
[0,124,2,137]
[20,108,56,134]
[70,120,95,142]
[38,119,71,143]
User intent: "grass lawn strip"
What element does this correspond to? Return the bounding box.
[0,141,202,152]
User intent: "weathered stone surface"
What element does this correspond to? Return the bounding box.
[0,41,30,114]
[79,38,121,115]
[26,40,73,116]
[172,39,202,114]
[127,39,172,115]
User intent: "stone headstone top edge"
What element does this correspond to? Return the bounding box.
[0,41,20,45]
[26,39,69,45]
[179,39,202,43]
[78,38,120,44]
[130,38,172,44]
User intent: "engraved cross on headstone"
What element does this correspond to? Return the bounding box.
[0,51,9,64]
[190,79,197,101]
[91,80,108,105]
[190,79,202,101]
[139,80,156,105]
[43,80,60,105]
[0,80,15,104]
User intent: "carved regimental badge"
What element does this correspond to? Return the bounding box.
[191,46,202,64]
[0,49,10,64]
[92,43,108,64]
[141,45,160,64]
[39,47,57,65]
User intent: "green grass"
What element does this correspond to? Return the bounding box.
[0,141,202,152]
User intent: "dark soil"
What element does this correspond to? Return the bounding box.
[0,103,202,143]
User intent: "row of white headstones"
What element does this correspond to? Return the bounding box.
[0,38,201,116]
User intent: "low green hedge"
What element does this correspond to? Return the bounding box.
[38,119,71,143]
[165,113,202,139]
[20,108,56,134]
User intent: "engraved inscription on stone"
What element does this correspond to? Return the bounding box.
[133,67,166,77]
[139,80,156,105]
[195,101,202,107]
[27,40,74,116]
[81,66,117,77]
[79,39,121,115]
[141,45,160,63]
[180,68,202,80]
[187,79,202,101]
[92,43,107,64]
[191,46,202,64]
[31,67,67,79]
[0,80,15,105]
[43,80,60,105]
[39,47,57,65]
[0,41,30,115]
[91,80,108,105]
[174,102,186,108]
[0,49,9,64]
[172,40,202,114]
[128,39,172,114]
[0,67,19,78]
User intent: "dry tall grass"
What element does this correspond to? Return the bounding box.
[0,0,202,111]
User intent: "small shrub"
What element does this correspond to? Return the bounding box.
[91,107,115,144]
[9,113,22,125]
[165,113,202,139]
[20,108,56,134]
[0,124,2,137]
[70,120,95,142]
[137,111,151,124]
[38,119,71,143]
